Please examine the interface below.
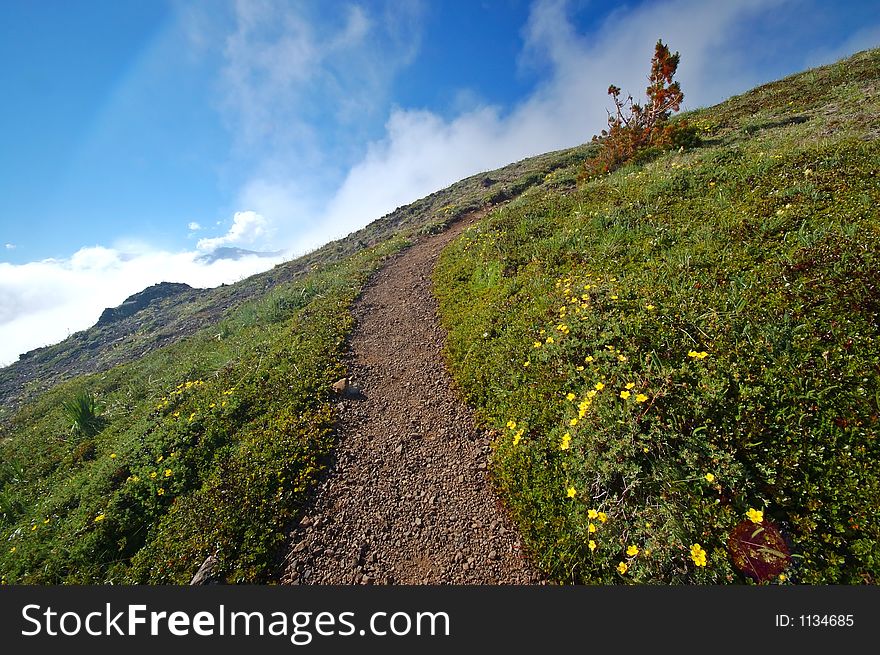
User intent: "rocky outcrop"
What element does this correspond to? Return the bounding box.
[97,282,193,326]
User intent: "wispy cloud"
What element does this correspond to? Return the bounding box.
[209,0,425,247]
[296,0,799,251]
[217,0,801,255]
[4,243,15,250]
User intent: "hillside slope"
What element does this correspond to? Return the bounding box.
[0,145,587,422]
[2,48,877,586]
[0,137,587,583]
[435,48,880,584]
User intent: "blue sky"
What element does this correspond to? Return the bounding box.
[1,0,878,365]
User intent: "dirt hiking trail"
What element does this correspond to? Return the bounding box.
[281,214,541,585]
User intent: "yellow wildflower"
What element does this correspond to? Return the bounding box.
[585,356,594,363]
[157,488,165,496]
[625,382,635,390]
[512,430,523,446]
[594,382,605,391]
[690,543,707,567]
[533,341,543,349]
[164,469,173,478]
[150,471,158,479]
[617,562,628,574]
[627,545,639,557]
[567,487,577,499]
[620,390,631,399]
[524,360,530,367]
[566,392,576,401]
[569,418,578,426]
[588,509,599,520]
[746,508,764,524]
[617,354,627,362]
[507,420,517,430]
[560,433,572,450]
[588,523,596,533]
[635,394,648,402]
[597,512,608,523]
[109,453,117,459]
[94,514,105,523]
[646,304,655,310]
[588,540,597,552]
[705,473,715,483]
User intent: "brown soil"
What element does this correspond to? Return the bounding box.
[281,214,541,585]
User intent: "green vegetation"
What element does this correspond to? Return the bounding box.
[0,237,406,583]
[2,48,878,586]
[435,48,880,584]
[0,112,580,584]
[61,390,104,439]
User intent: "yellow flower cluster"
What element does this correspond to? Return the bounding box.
[156,379,206,410]
[690,543,707,567]
[507,420,524,446]
[687,350,709,360]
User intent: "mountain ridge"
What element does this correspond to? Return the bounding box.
[0,144,588,420]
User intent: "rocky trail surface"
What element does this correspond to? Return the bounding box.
[281,214,541,585]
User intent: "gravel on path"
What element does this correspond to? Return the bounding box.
[281,214,541,585]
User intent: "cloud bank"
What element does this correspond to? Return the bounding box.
[0,244,284,366]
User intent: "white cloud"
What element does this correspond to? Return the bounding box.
[4,243,15,250]
[196,210,271,252]
[188,221,202,231]
[6,0,873,367]
[0,245,285,367]
[291,0,800,251]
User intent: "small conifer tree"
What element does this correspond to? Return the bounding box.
[582,39,690,178]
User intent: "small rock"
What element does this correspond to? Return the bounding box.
[190,554,220,585]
